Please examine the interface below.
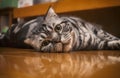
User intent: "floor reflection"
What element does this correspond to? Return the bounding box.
[0,48,120,78]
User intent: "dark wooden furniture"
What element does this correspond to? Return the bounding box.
[0,8,14,26]
[13,0,120,18]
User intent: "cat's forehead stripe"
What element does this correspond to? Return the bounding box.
[40,33,47,38]
[46,26,53,31]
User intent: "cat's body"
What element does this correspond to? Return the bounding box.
[0,7,120,52]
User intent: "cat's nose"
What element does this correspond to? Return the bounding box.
[52,37,61,42]
[52,32,61,42]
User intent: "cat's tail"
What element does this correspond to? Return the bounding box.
[0,32,6,46]
[0,32,11,47]
[0,33,5,40]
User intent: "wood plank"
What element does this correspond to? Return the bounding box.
[13,0,120,18]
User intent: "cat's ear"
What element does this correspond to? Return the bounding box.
[44,6,58,20]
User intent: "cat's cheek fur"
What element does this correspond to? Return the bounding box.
[24,38,41,51]
[63,31,74,52]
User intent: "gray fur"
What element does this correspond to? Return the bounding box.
[0,7,120,52]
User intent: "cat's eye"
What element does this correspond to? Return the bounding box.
[42,40,51,46]
[42,24,46,27]
[55,25,62,32]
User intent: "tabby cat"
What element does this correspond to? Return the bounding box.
[0,7,120,52]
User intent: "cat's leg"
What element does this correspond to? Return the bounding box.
[93,27,120,49]
[93,26,119,41]
[107,40,120,50]
[98,30,119,40]
[97,39,120,50]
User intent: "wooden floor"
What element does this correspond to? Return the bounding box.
[0,47,120,78]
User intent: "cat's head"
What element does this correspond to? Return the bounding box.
[24,7,76,52]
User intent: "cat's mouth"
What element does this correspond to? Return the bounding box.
[24,38,71,52]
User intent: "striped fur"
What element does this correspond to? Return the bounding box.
[24,7,120,52]
[0,7,120,52]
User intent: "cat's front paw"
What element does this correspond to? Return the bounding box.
[61,33,71,44]
[63,43,72,52]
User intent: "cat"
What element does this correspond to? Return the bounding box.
[24,7,120,52]
[0,7,120,52]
